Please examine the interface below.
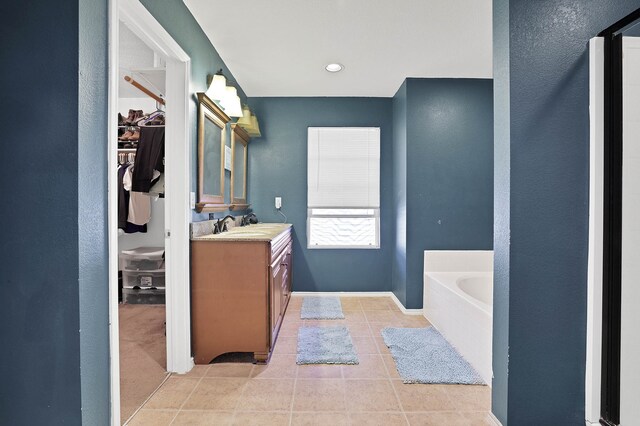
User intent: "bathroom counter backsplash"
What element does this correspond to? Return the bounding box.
[190,221,292,242]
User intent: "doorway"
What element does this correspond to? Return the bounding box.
[588,7,640,426]
[108,0,193,424]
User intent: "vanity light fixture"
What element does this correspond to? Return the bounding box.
[237,105,252,128]
[325,63,344,73]
[220,85,243,118]
[237,104,261,137]
[206,69,227,101]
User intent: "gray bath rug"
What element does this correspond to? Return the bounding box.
[300,296,344,319]
[297,326,359,365]
[381,327,485,385]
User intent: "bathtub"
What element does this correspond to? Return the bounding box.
[423,251,493,385]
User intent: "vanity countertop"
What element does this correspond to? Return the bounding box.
[190,223,292,242]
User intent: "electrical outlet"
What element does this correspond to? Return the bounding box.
[275,197,282,209]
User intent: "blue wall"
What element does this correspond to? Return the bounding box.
[79,0,110,423]
[140,0,249,221]
[247,98,393,292]
[0,1,83,424]
[393,79,494,309]
[493,1,640,424]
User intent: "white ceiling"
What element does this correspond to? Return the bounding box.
[184,0,492,98]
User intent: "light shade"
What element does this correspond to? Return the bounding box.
[247,113,261,137]
[237,105,252,127]
[220,86,243,117]
[205,72,226,101]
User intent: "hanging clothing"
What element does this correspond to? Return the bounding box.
[132,126,164,192]
[123,165,151,226]
[118,164,147,233]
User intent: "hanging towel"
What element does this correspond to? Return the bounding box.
[132,126,164,192]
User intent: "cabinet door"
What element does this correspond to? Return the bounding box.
[281,249,292,314]
[270,260,284,344]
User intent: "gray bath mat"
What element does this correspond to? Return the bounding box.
[381,327,485,385]
[297,326,359,365]
[300,296,344,319]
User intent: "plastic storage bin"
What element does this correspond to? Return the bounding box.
[123,270,165,289]
[120,247,165,271]
[123,287,165,304]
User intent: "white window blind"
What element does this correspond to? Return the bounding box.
[307,127,380,249]
[307,127,380,209]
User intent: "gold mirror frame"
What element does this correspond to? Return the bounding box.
[196,92,230,212]
[230,124,250,210]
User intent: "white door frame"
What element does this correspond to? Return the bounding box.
[108,0,193,423]
[586,36,604,426]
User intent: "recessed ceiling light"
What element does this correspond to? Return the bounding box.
[325,63,344,73]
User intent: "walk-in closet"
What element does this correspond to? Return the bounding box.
[117,19,168,424]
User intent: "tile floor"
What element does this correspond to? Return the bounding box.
[126,296,492,425]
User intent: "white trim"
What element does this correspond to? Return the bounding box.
[109,0,193,423]
[586,36,604,425]
[389,291,424,315]
[291,291,424,316]
[488,413,503,426]
[585,421,600,426]
[107,0,120,423]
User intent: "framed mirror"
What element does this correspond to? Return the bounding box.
[230,124,250,209]
[196,93,230,212]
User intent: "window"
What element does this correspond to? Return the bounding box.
[307,127,380,249]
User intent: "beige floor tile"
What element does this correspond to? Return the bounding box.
[290,412,349,426]
[142,377,199,409]
[349,412,408,425]
[368,322,390,336]
[252,354,298,379]
[293,379,346,412]
[382,355,402,379]
[405,411,466,426]
[171,410,234,425]
[342,354,388,379]
[273,336,298,354]
[181,378,247,410]
[343,310,367,322]
[303,319,348,327]
[237,378,295,411]
[175,365,209,378]
[351,335,380,354]
[459,411,494,425]
[364,310,401,323]
[392,382,456,412]
[360,298,393,311]
[206,363,254,378]
[232,411,291,425]
[373,334,392,355]
[400,316,430,327]
[297,364,343,379]
[444,385,491,411]
[339,298,363,311]
[127,409,177,426]
[344,379,401,412]
[279,320,304,337]
[346,322,373,336]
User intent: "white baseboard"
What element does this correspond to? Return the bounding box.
[388,292,424,315]
[488,413,502,426]
[291,291,424,316]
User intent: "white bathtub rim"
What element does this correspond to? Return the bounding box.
[425,271,493,316]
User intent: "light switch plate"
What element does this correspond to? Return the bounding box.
[190,192,196,209]
[275,197,282,209]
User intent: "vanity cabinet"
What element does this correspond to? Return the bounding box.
[191,225,292,364]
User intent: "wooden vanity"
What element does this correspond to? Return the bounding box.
[190,224,292,364]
